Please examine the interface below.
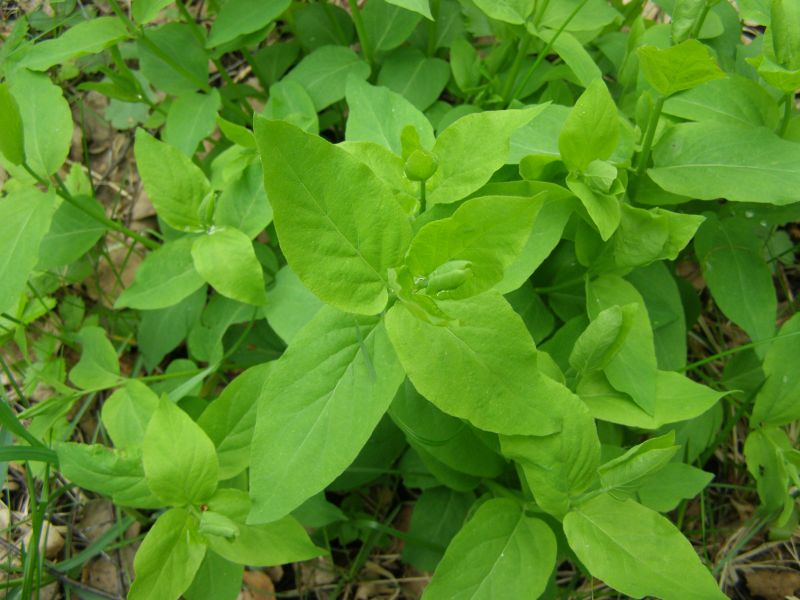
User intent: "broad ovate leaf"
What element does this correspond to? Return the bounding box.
[423,498,556,600]
[564,494,727,600]
[385,292,561,436]
[249,307,404,523]
[143,397,219,506]
[254,118,412,315]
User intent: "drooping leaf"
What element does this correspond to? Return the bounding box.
[598,432,679,497]
[129,508,207,600]
[254,118,412,315]
[249,307,404,523]
[385,293,561,436]
[564,494,727,600]
[191,227,267,306]
[132,0,174,24]
[569,304,635,374]
[385,0,433,19]
[116,237,206,310]
[637,463,714,512]
[57,443,162,508]
[143,397,219,506]
[423,498,556,600]
[37,194,107,269]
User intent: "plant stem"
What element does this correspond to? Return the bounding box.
[501,34,532,104]
[347,0,374,71]
[419,180,427,213]
[689,3,711,39]
[780,92,794,137]
[241,46,270,92]
[635,94,665,176]
[22,163,159,251]
[426,0,441,56]
[508,0,590,105]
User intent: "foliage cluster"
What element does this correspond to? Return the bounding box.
[0,0,799,598]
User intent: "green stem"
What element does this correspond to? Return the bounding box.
[688,3,711,39]
[241,47,270,92]
[426,0,441,56]
[780,92,794,136]
[509,0,590,104]
[681,329,800,372]
[419,180,427,213]
[635,95,665,177]
[347,0,374,70]
[22,163,159,251]
[501,34,532,104]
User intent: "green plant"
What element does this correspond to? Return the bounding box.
[0,0,799,599]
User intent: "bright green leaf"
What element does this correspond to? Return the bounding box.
[207,516,323,566]
[385,293,561,436]
[164,90,221,157]
[249,308,404,523]
[473,0,534,24]
[637,39,725,97]
[254,118,412,315]
[0,83,24,165]
[129,508,206,600]
[284,45,370,111]
[564,494,726,600]
[191,227,267,306]
[101,381,159,449]
[69,326,121,390]
[116,237,206,310]
[558,78,619,172]
[751,313,800,426]
[21,17,130,71]
[143,397,219,506]
[206,0,290,48]
[423,499,556,600]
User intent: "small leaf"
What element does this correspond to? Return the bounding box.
[473,0,535,24]
[637,39,725,97]
[9,68,73,176]
[385,0,432,19]
[559,79,619,173]
[134,129,210,231]
[206,0,290,48]
[345,76,435,155]
[69,326,121,390]
[263,80,319,134]
[284,46,370,111]
[191,227,267,306]
[132,0,174,24]
[598,432,679,496]
[569,304,635,373]
[164,90,221,156]
[198,363,272,479]
[143,397,219,506]
[207,516,324,566]
[129,508,207,600]
[423,499,556,600]
[427,106,547,206]
[101,381,159,449]
[117,237,206,310]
